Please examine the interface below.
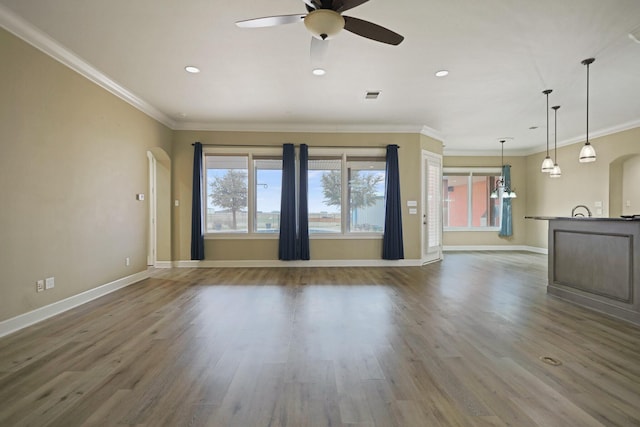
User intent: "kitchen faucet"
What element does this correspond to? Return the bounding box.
[572,205,592,217]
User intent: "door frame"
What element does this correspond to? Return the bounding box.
[147,151,157,266]
[421,150,443,264]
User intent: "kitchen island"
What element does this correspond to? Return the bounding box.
[526,216,640,325]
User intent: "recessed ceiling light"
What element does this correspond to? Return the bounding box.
[435,70,449,77]
[312,68,326,76]
[185,66,200,74]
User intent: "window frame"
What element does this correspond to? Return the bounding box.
[202,146,386,240]
[203,146,282,239]
[443,167,503,232]
[307,148,386,239]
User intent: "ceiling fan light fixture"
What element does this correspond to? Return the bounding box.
[304,9,345,40]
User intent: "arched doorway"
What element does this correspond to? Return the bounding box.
[147,148,171,266]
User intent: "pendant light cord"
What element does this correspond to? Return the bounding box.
[542,89,552,156]
[553,106,559,161]
[581,58,595,147]
[546,92,550,155]
[586,61,590,144]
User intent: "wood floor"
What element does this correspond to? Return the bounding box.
[1,252,640,427]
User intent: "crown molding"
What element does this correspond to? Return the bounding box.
[419,125,445,142]
[443,148,532,157]
[546,119,640,154]
[444,119,640,157]
[515,119,640,157]
[172,121,426,134]
[0,4,176,129]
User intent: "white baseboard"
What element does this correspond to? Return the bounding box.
[154,261,173,269]
[0,270,150,338]
[174,259,424,268]
[443,245,548,254]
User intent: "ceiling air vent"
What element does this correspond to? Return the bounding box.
[365,91,381,100]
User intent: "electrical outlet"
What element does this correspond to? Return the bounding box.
[45,277,55,290]
[36,280,44,293]
[125,257,130,266]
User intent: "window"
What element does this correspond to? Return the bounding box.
[308,158,342,233]
[347,159,385,233]
[204,147,385,237]
[443,168,501,230]
[307,150,386,235]
[206,155,249,233]
[254,158,282,233]
[204,149,282,235]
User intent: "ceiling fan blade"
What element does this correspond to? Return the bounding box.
[300,0,319,10]
[334,0,369,13]
[343,16,404,45]
[235,14,306,28]
[310,36,329,66]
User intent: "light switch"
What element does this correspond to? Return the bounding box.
[407,200,417,207]
[136,193,145,201]
[175,200,180,207]
[594,201,602,208]
[409,208,417,215]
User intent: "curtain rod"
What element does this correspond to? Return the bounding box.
[191,143,398,149]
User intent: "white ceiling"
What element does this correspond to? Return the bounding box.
[2,0,640,154]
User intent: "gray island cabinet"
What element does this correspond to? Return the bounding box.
[527,216,640,325]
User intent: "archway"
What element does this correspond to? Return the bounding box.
[609,153,640,217]
[148,148,171,265]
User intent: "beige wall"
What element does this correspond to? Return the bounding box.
[442,155,527,247]
[524,127,640,248]
[622,155,640,216]
[172,130,440,261]
[0,29,172,322]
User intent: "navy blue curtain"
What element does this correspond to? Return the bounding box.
[190,142,205,260]
[499,165,513,237]
[298,144,310,260]
[279,144,297,260]
[383,145,404,260]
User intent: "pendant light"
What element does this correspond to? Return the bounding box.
[541,89,555,172]
[490,140,517,199]
[550,105,562,178]
[579,58,597,162]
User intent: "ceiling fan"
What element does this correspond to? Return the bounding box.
[236,0,404,69]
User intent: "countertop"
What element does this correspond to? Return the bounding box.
[525,216,640,221]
